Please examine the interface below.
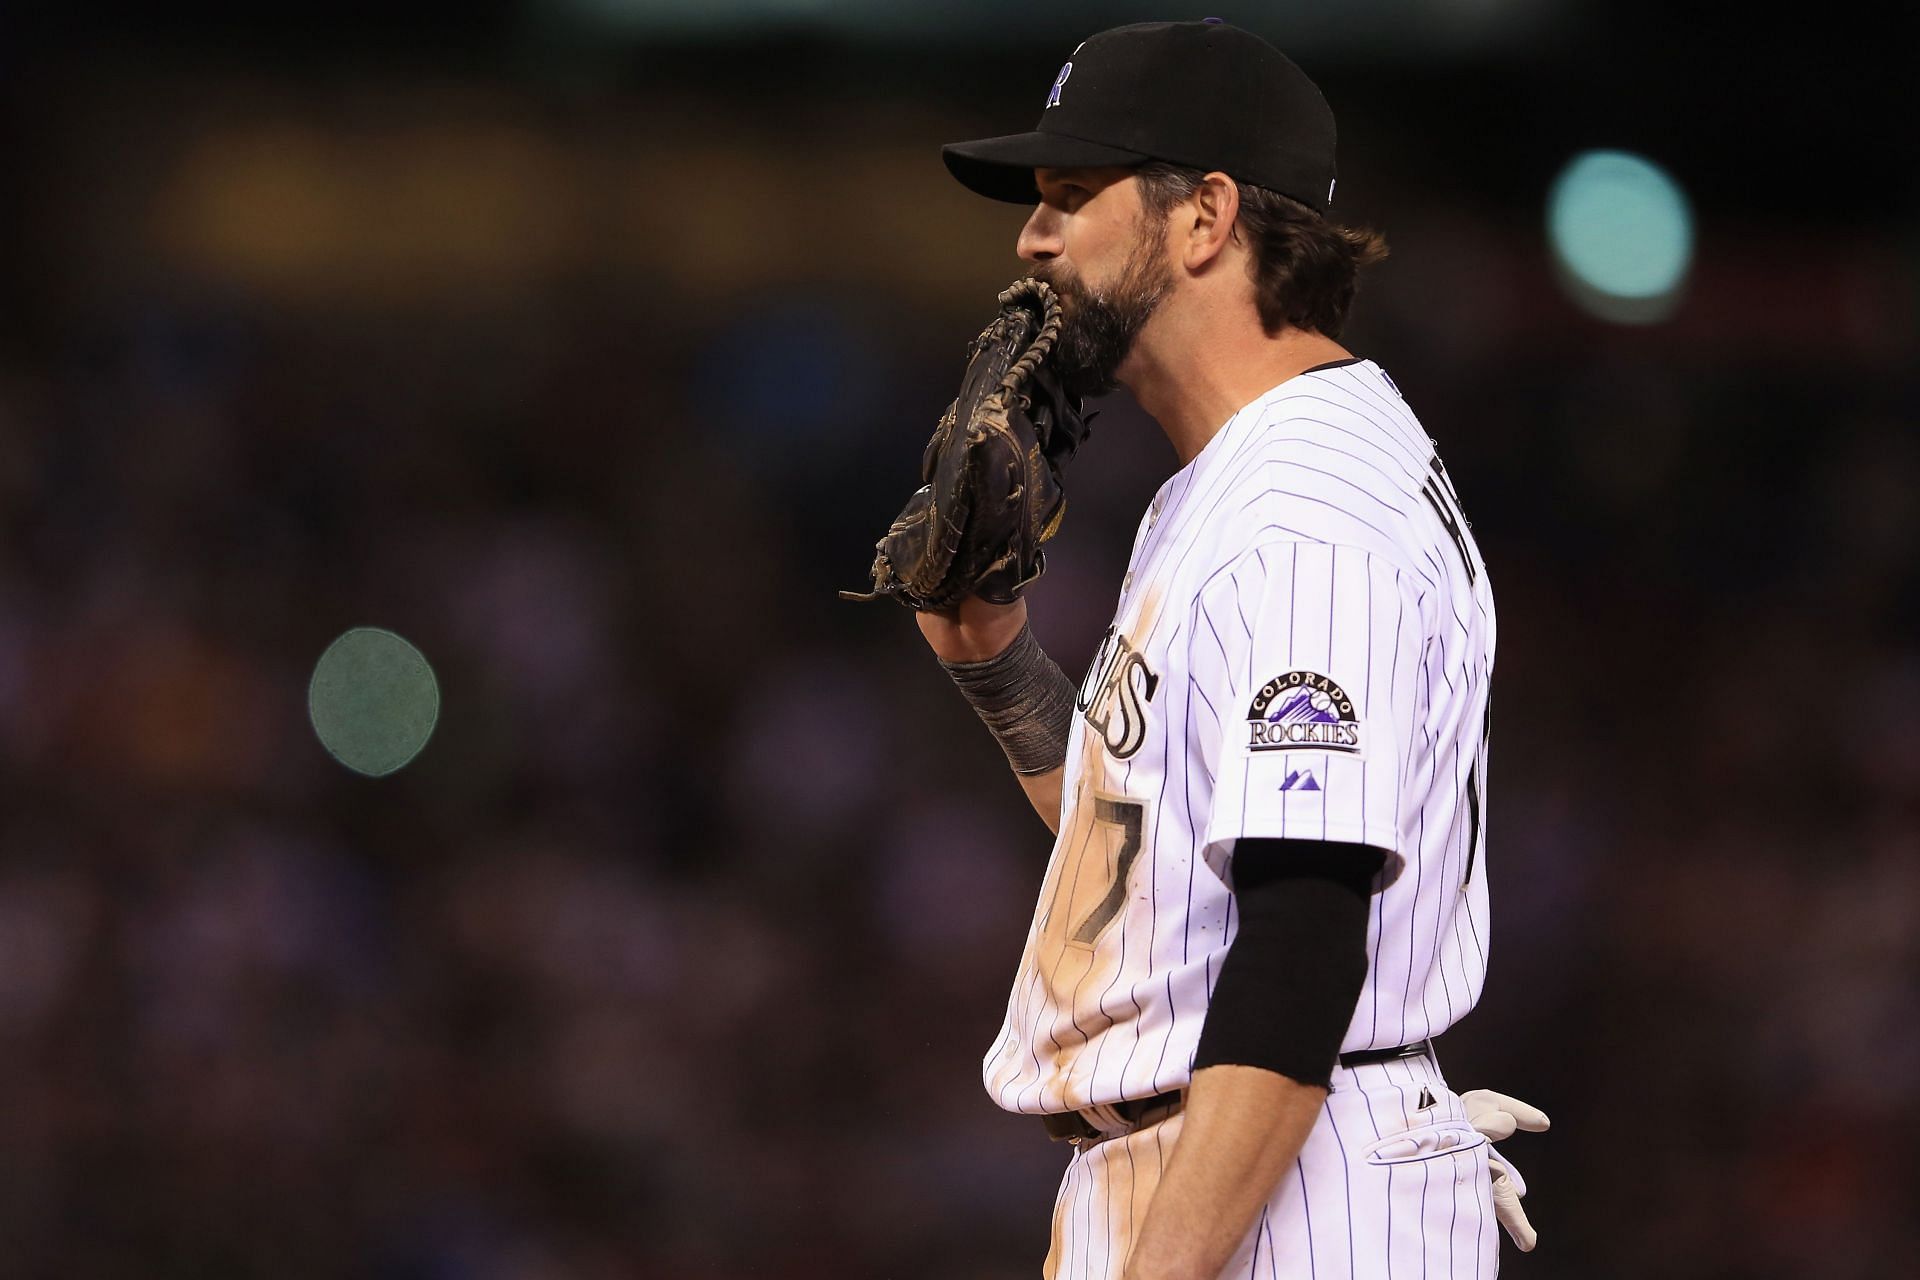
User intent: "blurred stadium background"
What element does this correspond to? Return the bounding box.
[0,2,1913,1276]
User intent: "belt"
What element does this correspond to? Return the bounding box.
[1042,1089,1185,1145]
[1337,1037,1435,1070]
[1040,1040,1434,1146]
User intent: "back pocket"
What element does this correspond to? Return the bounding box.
[1360,1119,1488,1167]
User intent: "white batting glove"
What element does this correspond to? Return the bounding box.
[1461,1089,1550,1252]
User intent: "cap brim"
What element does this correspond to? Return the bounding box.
[942,131,1153,204]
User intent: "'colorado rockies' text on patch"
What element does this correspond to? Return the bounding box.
[1246,670,1362,755]
[1077,625,1159,759]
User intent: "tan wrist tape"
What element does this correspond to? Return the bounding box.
[938,621,1077,775]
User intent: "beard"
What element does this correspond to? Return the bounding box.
[1029,218,1173,400]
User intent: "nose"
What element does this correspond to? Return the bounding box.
[1016,201,1063,264]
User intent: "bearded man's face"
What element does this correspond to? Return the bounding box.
[1032,205,1174,400]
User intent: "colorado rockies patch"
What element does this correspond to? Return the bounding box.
[1245,670,1362,755]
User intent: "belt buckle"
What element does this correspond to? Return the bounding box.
[1043,1110,1103,1145]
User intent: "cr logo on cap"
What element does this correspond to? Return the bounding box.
[1046,61,1072,109]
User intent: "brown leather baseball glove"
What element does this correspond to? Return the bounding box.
[841,278,1091,612]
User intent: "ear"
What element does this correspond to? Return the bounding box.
[1182,172,1240,272]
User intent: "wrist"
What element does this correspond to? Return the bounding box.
[937,619,1075,775]
[916,594,1029,663]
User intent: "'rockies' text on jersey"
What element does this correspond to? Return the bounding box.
[986,359,1495,1115]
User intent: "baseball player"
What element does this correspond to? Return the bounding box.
[898,21,1548,1279]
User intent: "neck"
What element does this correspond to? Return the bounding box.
[1122,314,1354,467]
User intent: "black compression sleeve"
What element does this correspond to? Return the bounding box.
[1191,838,1388,1089]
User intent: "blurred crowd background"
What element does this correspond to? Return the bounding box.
[0,3,1913,1277]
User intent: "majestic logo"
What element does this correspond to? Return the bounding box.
[1046,61,1073,109]
[1278,768,1321,792]
[1078,625,1159,760]
[1246,671,1362,755]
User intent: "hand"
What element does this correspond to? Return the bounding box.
[1461,1089,1550,1252]
[916,594,1029,664]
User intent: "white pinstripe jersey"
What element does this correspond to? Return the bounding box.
[986,358,1495,1115]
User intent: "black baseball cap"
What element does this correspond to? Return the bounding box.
[943,19,1338,214]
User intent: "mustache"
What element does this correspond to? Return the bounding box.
[1024,263,1087,306]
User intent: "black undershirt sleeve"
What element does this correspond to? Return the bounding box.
[1191,837,1389,1090]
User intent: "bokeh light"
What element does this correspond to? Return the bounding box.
[308,627,441,777]
[1547,149,1694,324]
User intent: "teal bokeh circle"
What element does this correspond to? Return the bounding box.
[308,627,440,777]
[1548,150,1693,322]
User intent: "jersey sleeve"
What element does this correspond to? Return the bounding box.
[1194,540,1426,864]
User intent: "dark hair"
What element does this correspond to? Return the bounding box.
[1133,162,1388,340]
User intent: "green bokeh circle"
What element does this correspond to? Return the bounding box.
[1547,149,1693,322]
[308,627,441,777]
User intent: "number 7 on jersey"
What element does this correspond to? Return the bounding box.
[1070,796,1146,945]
